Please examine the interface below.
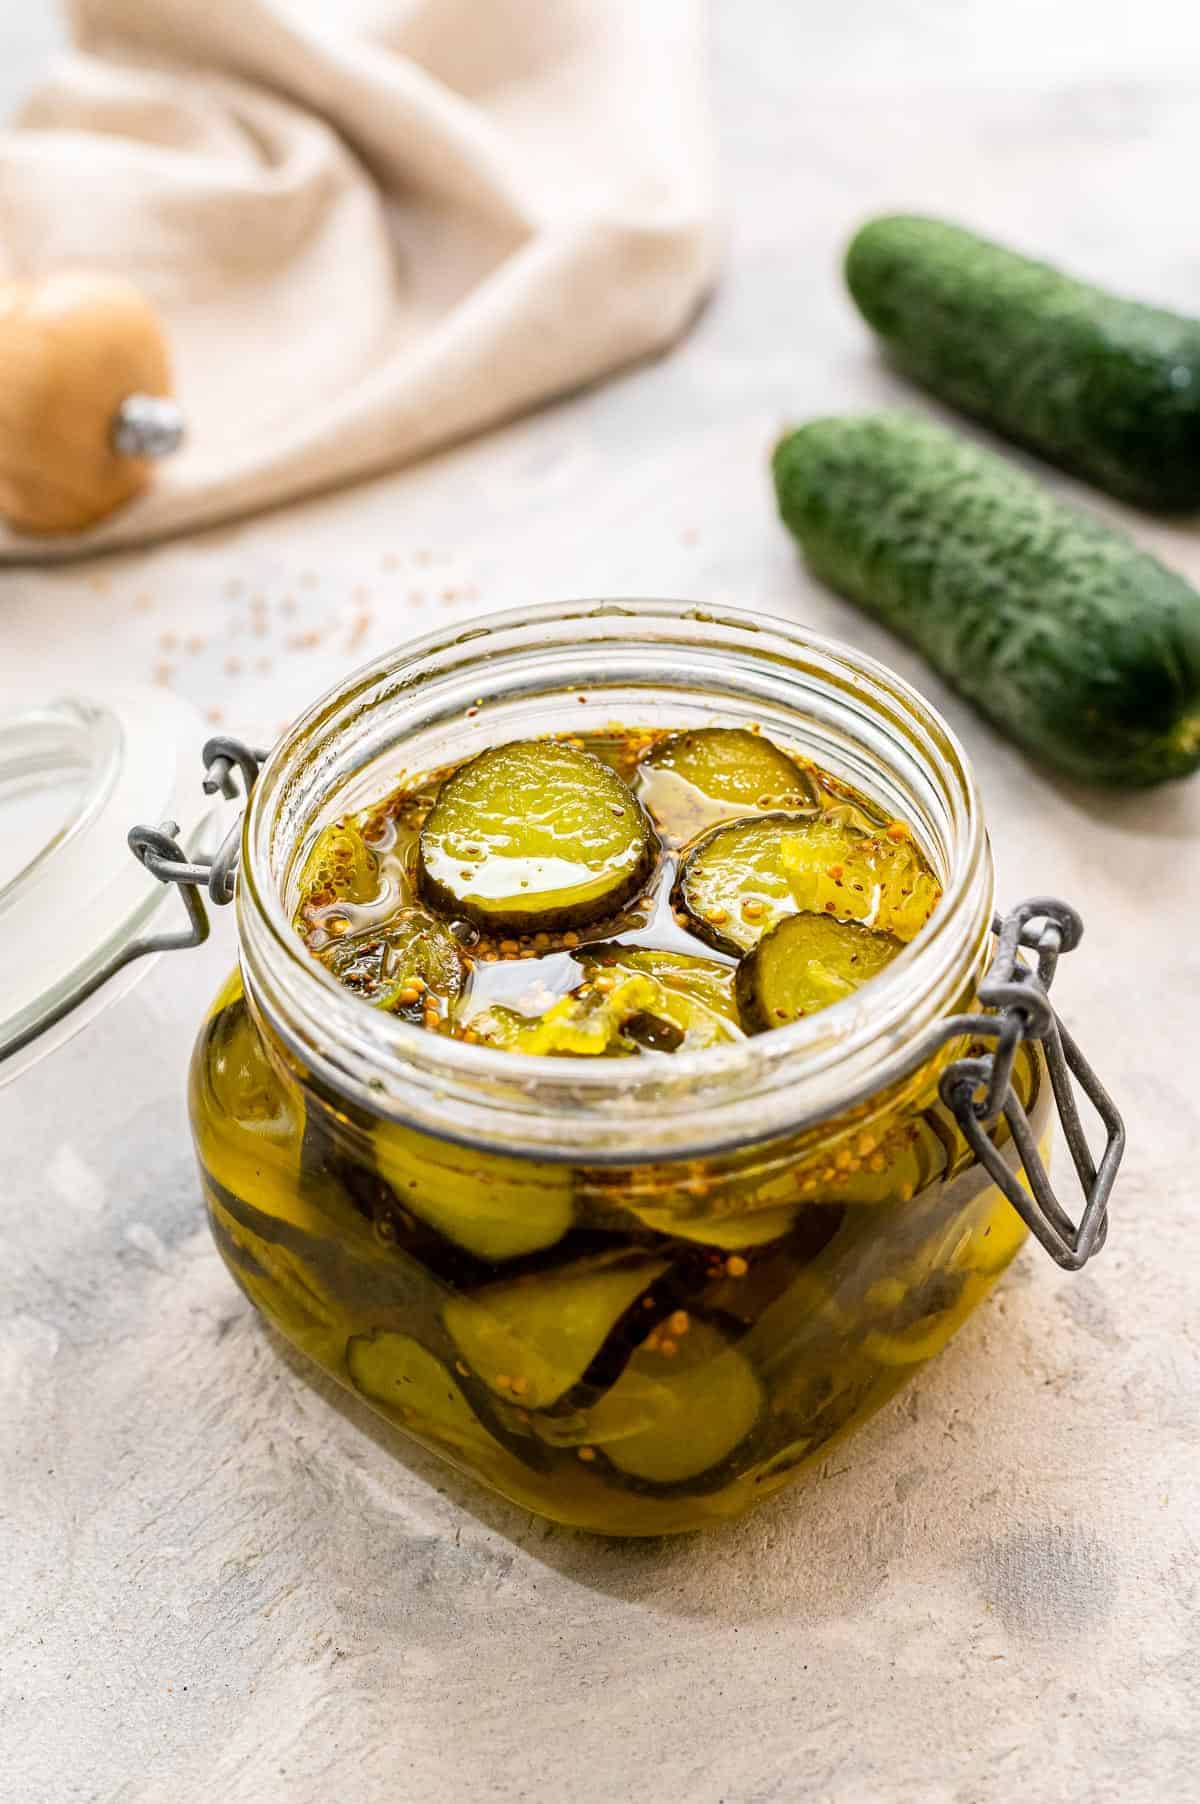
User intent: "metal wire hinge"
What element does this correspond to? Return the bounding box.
[126,736,267,935]
[932,899,1125,1272]
[119,736,267,964]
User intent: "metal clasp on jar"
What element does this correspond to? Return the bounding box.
[931,901,1124,1271]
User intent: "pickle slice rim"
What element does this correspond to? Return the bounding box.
[417,739,658,935]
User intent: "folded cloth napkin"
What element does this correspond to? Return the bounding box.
[0,0,716,559]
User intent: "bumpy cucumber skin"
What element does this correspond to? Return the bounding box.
[845,214,1200,511]
[772,413,1200,786]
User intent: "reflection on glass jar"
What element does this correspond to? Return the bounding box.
[189,602,1051,1535]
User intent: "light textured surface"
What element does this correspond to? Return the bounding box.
[3,5,1199,1801]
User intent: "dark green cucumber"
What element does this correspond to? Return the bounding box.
[845,214,1200,511]
[772,413,1200,786]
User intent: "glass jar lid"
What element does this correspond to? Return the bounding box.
[0,685,216,1084]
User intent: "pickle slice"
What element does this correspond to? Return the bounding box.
[862,1271,978,1366]
[677,811,941,955]
[444,1256,668,1407]
[637,728,818,840]
[581,1160,801,1247]
[473,973,657,1057]
[324,908,464,1014]
[736,912,903,1033]
[674,814,803,954]
[610,948,741,1027]
[779,818,940,942]
[584,950,742,1052]
[863,1309,971,1367]
[374,1125,573,1261]
[418,740,655,934]
[473,964,739,1057]
[790,1113,949,1207]
[347,1332,483,1441]
[192,980,311,1232]
[294,820,382,929]
[625,1202,800,1249]
[585,1320,763,1483]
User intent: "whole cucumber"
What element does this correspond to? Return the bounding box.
[772,412,1200,786]
[845,214,1200,511]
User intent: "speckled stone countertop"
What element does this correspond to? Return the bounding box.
[2,5,1198,1800]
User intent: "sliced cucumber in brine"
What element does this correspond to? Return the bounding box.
[637,727,818,841]
[625,1201,801,1249]
[581,1159,802,1248]
[374,1124,574,1261]
[790,1113,949,1207]
[584,1320,763,1484]
[324,908,464,1014]
[736,911,903,1032]
[347,1331,483,1441]
[192,979,311,1231]
[418,740,655,934]
[674,814,805,953]
[472,973,660,1057]
[294,819,382,932]
[600,950,743,1052]
[444,1255,669,1407]
[778,817,941,941]
[472,964,740,1057]
[610,948,741,1027]
[676,811,941,955]
[862,1270,977,1367]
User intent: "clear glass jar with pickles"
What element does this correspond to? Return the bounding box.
[186,601,1119,1535]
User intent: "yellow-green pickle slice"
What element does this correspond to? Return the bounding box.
[323,908,464,1014]
[675,813,806,953]
[444,1256,669,1407]
[418,739,656,934]
[373,1125,574,1261]
[736,911,903,1032]
[193,980,311,1230]
[294,820,382,924]
[610,947,741,1025]
[473,974,660,1056]
[624,1200,801,1248]
[677,811,941,954]
[346,1332,482,1442]
[585,1320,763,1483]
[637,727,818,839]
[779,817,940,941]
[472,952,741,1057]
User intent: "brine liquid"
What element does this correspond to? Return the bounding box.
[292,725,942,1059]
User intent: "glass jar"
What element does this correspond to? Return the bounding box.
[182,599,1107,1536]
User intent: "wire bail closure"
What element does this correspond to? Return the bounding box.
[934,900,1124,1271]
[129,736,268,910]
[20,740,1125,1272]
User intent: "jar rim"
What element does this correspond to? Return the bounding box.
[238,599,994,1160]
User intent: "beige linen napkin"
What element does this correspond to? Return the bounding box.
[0,0,716,559]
